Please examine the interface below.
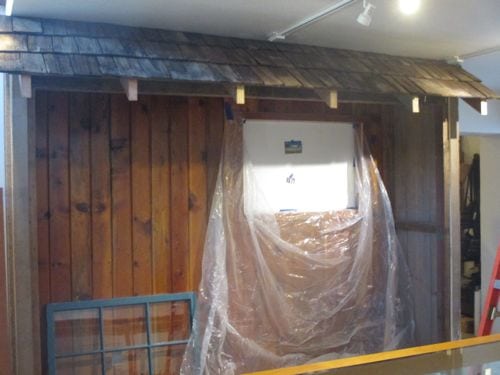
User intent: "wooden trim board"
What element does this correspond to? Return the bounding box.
[4,74,41,374]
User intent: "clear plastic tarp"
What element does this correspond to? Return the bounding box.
[181,113,415,374]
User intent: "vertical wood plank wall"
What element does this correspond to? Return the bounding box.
[392,103,446,345]
[35,91,224,373]
[37,92,223,302]
[35,92,446,370]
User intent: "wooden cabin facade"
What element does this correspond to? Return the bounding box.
[0,14,496,374]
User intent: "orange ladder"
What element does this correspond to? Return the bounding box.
[478,242,500,336]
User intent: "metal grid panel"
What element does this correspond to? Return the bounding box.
[46,292,196,375]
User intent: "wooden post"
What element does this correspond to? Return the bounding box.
[442,97,461,340]
[4,74,41,374]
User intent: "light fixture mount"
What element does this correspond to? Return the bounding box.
[357,0,376,27]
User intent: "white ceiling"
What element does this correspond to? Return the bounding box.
[9,0,500,60]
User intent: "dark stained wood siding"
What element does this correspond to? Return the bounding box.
[37,91,223,303]
[392,103,446,345]
[35,92,446,372]
[35,91,224,374]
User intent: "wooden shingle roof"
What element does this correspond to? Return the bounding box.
[0,15,496,99]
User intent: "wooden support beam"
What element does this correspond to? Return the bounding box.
[120,78,138,101]
[32,77,400,105]
[442,97,461,341]
[397,95,420,113]
[412,96,420,113]
[315,89,338,109]
[5,74,40,375]
[18,74,31,99]
[481,100,488,116]
[235,85,245,105]
[462,98,488,116]
[225,84,246,105]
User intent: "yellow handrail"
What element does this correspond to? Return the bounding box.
[244,333,500,375]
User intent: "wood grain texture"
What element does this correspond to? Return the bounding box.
[35,92,449,373]
[169,97,190,292]
[188,98,208,290]
[36,91,223,299]
[36,92,224,373]
[392,102,445,345]
[35,93,50,375]
[205,98,224,216]
[131,96,153,296]
[36,92,50,315]
[47,92,72,302]
[90,94,113,299]
[110,94,133,298]
[151,96,171,294]
[69,92,92,301]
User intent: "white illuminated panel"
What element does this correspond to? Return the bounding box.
[243,120,356,213]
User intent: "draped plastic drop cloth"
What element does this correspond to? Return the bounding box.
[181,116,414,374]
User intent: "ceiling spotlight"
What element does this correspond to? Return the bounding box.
[357,0,376,27]
[398,0,421,15]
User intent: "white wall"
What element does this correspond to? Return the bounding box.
[479,136,500,333]
[459,51,500,135]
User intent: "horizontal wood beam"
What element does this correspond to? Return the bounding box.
[395,221,440,233]
[31,76,401,105]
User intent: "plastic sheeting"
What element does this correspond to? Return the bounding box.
[181,115,415,374]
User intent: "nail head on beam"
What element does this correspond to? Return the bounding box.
[19,74,32,98]
[120,78,138,101]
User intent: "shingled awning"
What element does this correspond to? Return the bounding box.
[0,15,497,100]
